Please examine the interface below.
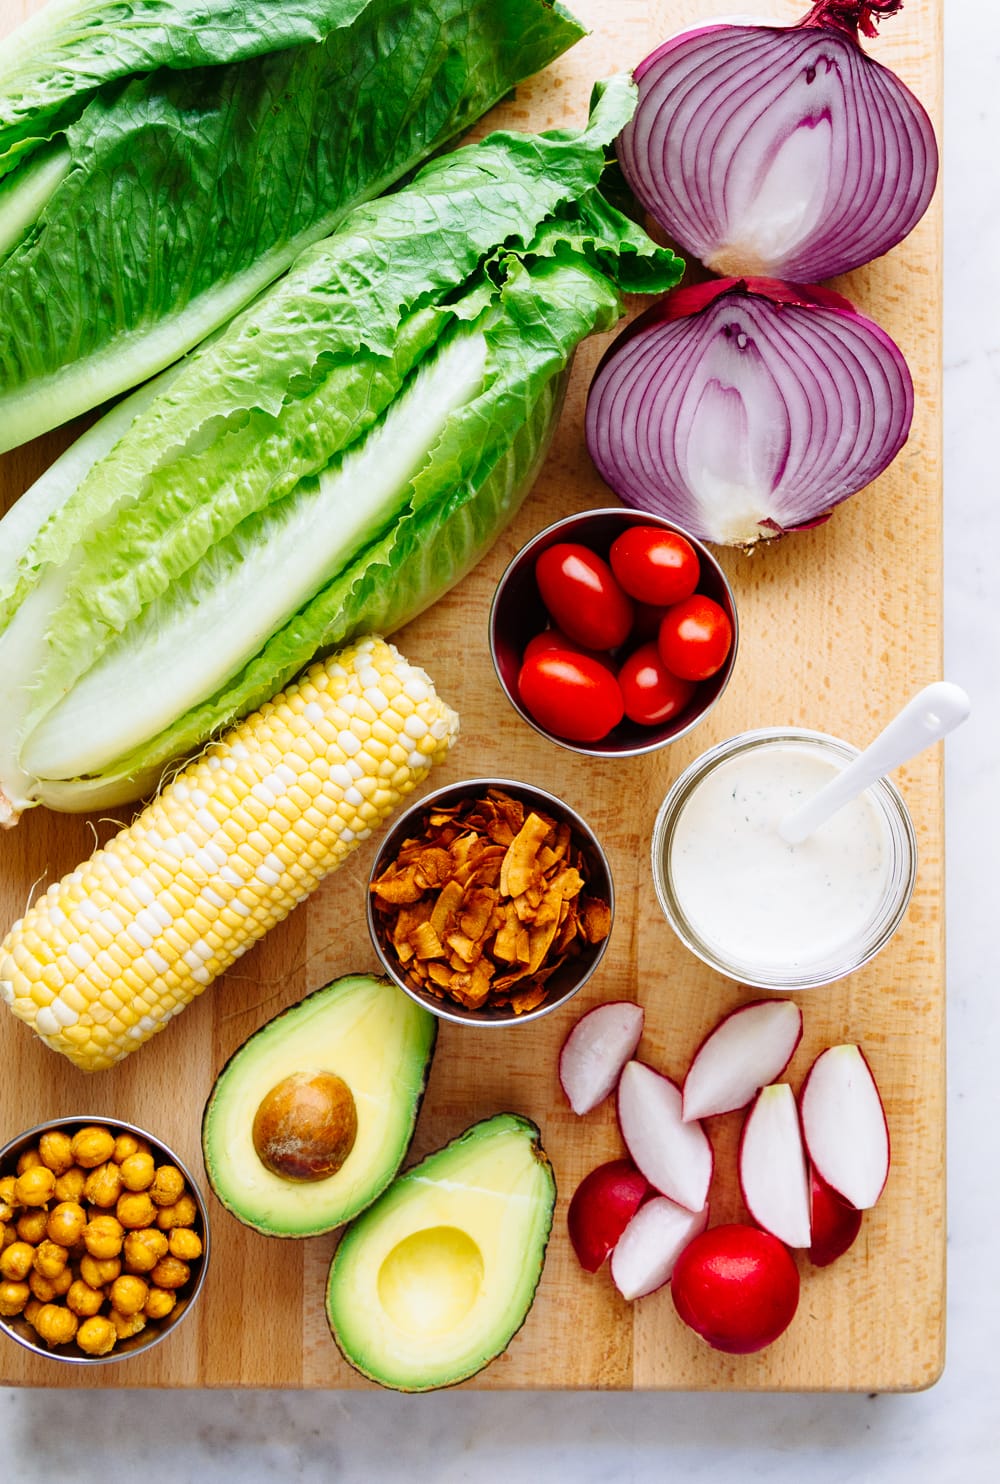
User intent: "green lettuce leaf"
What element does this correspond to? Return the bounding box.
[0,0,585,452]
[0,1,376,176]
[0,74,683,818]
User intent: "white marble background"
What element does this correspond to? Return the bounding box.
[3,1,997,1477]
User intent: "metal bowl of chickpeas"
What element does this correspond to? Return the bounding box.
[0,1116,210,1365]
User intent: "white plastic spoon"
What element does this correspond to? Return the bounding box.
[778,681,971,846]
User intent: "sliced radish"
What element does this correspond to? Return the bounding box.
[808,1165,864,1268]
[617,1060,713,1213]
[799,1044,890,1210]
[567,1159,651,1273]
[738,1084,811,1249]
[610,1195,709,1301]
[681,999,803,1122]
[559,1000,645,1115]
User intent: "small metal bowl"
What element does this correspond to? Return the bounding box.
[366,777,615,1026]
[0,1116,210,1366]
[489,507,739,758]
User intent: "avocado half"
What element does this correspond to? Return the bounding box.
[201,974,436,1237]
[326,1112,556,1391]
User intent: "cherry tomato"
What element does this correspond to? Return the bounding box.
[522,628,598,665]
[517,650,624,743]
[535,543,634,651]
[609,526,700,607]
[657,594,733,682]
[618,643,696,727]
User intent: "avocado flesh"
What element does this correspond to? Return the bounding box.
[201,974,436,1237]
[326,1113,555,1391]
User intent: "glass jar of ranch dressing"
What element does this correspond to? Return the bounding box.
[651,729,917,991]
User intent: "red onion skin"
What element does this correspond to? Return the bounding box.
[796,3,905,42]
[622,4,937,284]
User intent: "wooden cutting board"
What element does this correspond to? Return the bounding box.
[0,0,943,1390]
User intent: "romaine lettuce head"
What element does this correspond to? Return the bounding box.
[0,74,683,821]
[0,0,586,452]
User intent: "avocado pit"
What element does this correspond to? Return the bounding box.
[252,1070,358,1182]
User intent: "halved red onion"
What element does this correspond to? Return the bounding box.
[618,2,938,282]
[585,277,913,547]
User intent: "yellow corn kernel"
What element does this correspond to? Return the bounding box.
[0,637,458,1071]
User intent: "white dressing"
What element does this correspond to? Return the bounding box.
[665,741,893,977]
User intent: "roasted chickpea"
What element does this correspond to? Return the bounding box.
[71,1126,115,1169]
[143,1286,177,1321]
[0,1240,35,1282]
[167,1228,203,1263]
[22,1297,42,1329]
[117,1152,155,1191]
[0,1224,15,1252]
[0,1200,13,1227]
[14,1165,56,1207]
[33,1302,78,1347]
[112,1132,151,1164]
[32,1240,69,1279]
[0,1174,17,1212]
[109,1274,148,1316]
[0,1280,30,1317]
[149,1165,185,1207]
[46,1201,87,1248]
[155,1194,198,1231]
[29,1266,73,1303]
[37,1130,75,1176]
[149,1256,189,1290]
[76,1314,116,1356]
[53,1166,87,1203]
[110,1308,146,1341]
[116,1191,156,1230]
[84,1162,123,1208]
[16,1209,49,1245]
[16,1147,42,1175]
[79,1253,121,1289]
[123,1228,168,1274]
[82,1214,124,1260]
[66,1278,105,1318]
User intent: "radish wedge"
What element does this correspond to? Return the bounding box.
[610,1196,709,1301]
[682,1000,802,1122]
[567,1159,651,1273]
[808,1165,863,1268]
[738,1084,811,1249]
[617,1061,713,1213]
[559,1001,644,1115]
[799,1044,890,1210]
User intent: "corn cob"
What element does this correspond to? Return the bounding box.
[0,636,458,1072]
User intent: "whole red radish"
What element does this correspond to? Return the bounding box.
[567,1159,651,1273]
[671,1223,800,1355]
[808,1166,864,1268]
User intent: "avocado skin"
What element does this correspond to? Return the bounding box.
[201,973,437,1238]
[326,1112,556,1391]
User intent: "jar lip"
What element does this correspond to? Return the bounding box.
[649,727,918,992]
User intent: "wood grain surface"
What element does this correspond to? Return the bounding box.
[0,0,944,1390]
